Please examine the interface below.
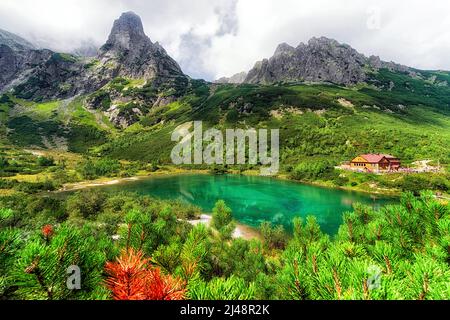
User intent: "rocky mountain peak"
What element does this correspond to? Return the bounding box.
[305,37,364,61]
[1,12,188,105]
[307,36,340,47]
[96,11,186,82]
[0,28,40,92]
[103,11,149,53]
[274,43,295,56]
[245,37,379,85]
[84,12,190,128]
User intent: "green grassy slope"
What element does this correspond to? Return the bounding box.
[0,95,112,153]
[1,68,450,173]
[94,71,450,170]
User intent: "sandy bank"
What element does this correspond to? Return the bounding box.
[188,214,261,241]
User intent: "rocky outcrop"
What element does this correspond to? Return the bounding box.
[96,11,187,86]
[245,37,368,85]
[0,29,35,52]
[0,44,20,89]
[106,103,144,128]
[12,51,87,100]
[0,29,37,92]
[244,37,413,86]
[0,28,86,99]
[215,71,247,84]
[81,11,190,127]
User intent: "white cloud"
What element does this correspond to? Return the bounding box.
[0,0,449,80]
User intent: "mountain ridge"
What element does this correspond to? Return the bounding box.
[0,12,189,100]
[1,14,447,94]
[0,28,36,51]
[217,37,418,85]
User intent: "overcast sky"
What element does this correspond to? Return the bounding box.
[0,0,449,81]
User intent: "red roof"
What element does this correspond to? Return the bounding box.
[383,155,398,160]
[360,154,398,163]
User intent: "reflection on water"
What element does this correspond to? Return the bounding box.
[100,174,395,234]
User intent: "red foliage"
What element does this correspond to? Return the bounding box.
[42,224,53,239]
[105,248,186,300]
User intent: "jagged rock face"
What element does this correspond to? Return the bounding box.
[1,10,189,117]
[106,104,143,129]
[0,44,19,88]
[0,29,35,52]
[0,29,36,92]
[0,29,86,99]
[245,37,370,85]
[244,37,415,86]
[8,50,87,100]
[82,11,190,128]
[97,11,186,82]
[103,11,148,53]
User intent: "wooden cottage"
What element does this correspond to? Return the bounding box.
[350,154,401,172]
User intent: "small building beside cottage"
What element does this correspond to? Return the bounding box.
[350,154,401,172]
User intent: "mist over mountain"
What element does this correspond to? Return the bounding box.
[0,28,35,51]
[69,40,99,57]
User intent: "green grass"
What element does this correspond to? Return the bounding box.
[84,59,100,69]
[124,78,146,89]
[7,116,62,147]
[365,69,450,111]
[50,53,78,63]
[33,101,61,118]
[96,76,450,173]
[2,96,112,153]
[103,124,177,162]
[0,98,12,123]
[67,97,115,130]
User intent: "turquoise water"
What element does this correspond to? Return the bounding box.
[99,174,394,234]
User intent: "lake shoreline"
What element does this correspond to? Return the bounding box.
[59,169,210,192]
[60,167,400,197]
[57,169,397,236]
